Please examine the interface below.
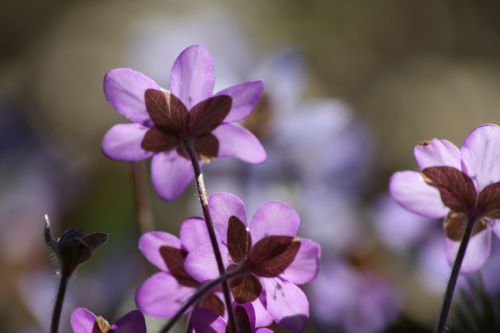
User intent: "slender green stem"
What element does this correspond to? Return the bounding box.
[158,268,244,333]
[435,215,476,333]
[50,273,70,333]
[182,141,239,333]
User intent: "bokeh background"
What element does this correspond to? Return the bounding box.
[2,0,500,332]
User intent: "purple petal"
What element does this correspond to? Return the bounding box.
[280,238,320,285]
[151,151,194,201]
[414,139,461,169]
[248,298,273,328]
[111,310,146,333]
[262,278,309,333]
[445,228,492,273]
[493,222,500,239]
[216,80,264,122]
[135,272,194,317]
[184,242,230,282]
[208,192,247,243]
[461,124,500,191]
[169,45,215,109]
[256,329,273,333]
[138,231,181,271]
[101,124,153,161]
[180,217,210,252]
[104,68,160,125]
[389,171,448,218]
[213,123,267,164]
[249,201,300,244]
[191,308,226,333]
[70,308,96,333]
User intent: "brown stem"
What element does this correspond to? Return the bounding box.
[435,215,476,333]
[158,268,244,333]
[182,141,239,333]
[50,272,70,333]
[130,162,154,233]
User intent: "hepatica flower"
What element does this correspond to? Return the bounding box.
[70,308,146,333]
[185,192,320,332]
[101,45,266,200]
[390,124,500,272]
[136,218,225,318]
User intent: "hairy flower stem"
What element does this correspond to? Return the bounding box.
[159,268,244,333]
[183,141,239,333]
[130,162,154,233]
[50,272,70,333]
[435,216,476,333]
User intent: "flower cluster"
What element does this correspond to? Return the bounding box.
[97,45,320,333]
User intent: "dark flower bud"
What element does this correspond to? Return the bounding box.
[44,215,108,275]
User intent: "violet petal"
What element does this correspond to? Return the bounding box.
[249,201,300,244]
[445,228,492,273]
[138,231,181,271]
[101,124,153,161]
[389,170,448,218]
[216,80,265,122]
[169,45,215,109]
[70,308,96,333]
[104,68,160,125]
[414,138,461,169]
[213,123,267,164]
[151,151,194,201]
[280,238,320,285]
[111,310,146,333]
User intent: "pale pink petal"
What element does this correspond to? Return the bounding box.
[101,124,153,161]
[249,201,300,243]
[213,123,267,164]
[70,308,96,333]
[248,298,273,328]
[184,243,230,282]
[280,239,320,285]
[216,80,264,122]
[445,228,492,273]
[414,139,461,169]
[461,124,500,191]
[135,272,194,318]
[180,217,210,252]
[191,308,226,333]
[112,310,146,333]
[104,68,160,125]
[169,45,215,109]
[151,151,194,201]
[208,192,247,243]
[138,231,181,271]
[389,171,448,218]
[262,278,309,333]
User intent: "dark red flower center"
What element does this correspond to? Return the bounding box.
[141,89,232,159]
[226,216,301,303]
[422,166,500,240]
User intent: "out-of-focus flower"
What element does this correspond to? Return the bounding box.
[390,124,500,272]
[70,308,146,333]
[185,192,320,333]
[101,45,266,200]
[373,195,435,251]
[310,259,400,333]
[135,219,224,318]
[191,305,272,333]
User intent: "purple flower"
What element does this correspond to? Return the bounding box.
[390,124,500,272]
[135,218,224,318]
[191,305,272,333]
[310,259,400,333]
[70,308,146,333]
[101,45,266,200]
[184,192,320,333]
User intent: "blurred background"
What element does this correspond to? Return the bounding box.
[2,0,500,332]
